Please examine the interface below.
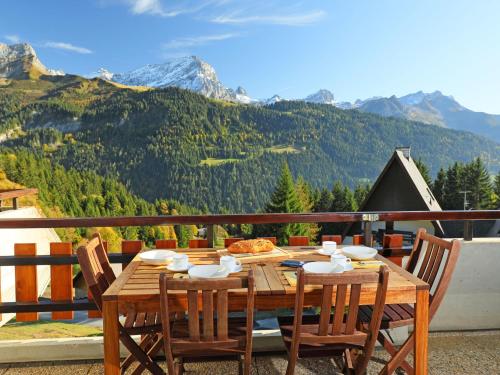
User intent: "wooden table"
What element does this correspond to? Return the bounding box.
[102,246,430,375]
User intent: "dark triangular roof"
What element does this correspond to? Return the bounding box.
[348,149,444,236]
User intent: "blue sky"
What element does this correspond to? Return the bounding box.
[1,0,500,113]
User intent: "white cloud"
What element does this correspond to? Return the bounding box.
[163,33,238,49]
[211,10,326,26]
[4,34,21,43]
[120,0,226,17]
[43,41,93,54]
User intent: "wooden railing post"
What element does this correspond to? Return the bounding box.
[464,220,474,241]
[207,224,215,248]
[14,243,38,322]
[12,197,18,210]
[50,242,74,320]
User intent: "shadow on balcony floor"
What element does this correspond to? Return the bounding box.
[0,331,498,374]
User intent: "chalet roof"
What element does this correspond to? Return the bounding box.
[353,149,444,236]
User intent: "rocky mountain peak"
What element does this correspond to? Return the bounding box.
[304,89,335,105]
[0,43,64,79]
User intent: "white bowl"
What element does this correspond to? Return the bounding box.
[341,246,378,260]
[303,261,344,274]
[188,265,230,279]
[139,250,176,265]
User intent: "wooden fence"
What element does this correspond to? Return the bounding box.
[0,210,498,322]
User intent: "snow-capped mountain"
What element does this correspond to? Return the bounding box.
[262,94,285,105]
[92,56,251,103]
[304,89,335,105]
[0,43,64,79]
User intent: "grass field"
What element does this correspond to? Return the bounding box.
[266,145,301,154]
[0,321,102,340]
[199,157,240,166]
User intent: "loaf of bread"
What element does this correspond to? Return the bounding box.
[227,239,275,254]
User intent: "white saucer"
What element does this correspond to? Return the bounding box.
[343,263,354,271]
[303,261,344,274]
[167,263,193,272]
[188,265,230,279]
[227,264,243,274]
[316,248,339,256]
[139,250,176,265]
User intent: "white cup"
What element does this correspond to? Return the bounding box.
[172,253,188,269]
[322,241,338,255]
[331,254,351,270]
[220,255,242,273]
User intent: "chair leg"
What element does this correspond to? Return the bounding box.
[122,333,157,371]
[120,331,164,375]
[244,353,251,375]
[343,349,354,375]
[286,343,299,375]
[378,331,414,375]
[238,355,244,375]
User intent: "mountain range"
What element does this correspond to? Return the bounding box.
[2,42,500,213]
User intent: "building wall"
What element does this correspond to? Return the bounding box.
[430,238,500,330]
[0,207,61,327]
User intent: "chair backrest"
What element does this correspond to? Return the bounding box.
[257,236,277,245]
[159,270,255,353]
[292,266,389,373]
[321,235,343,245]
[76,233,116,311]
[288,236,309,246]
[155,239,177,249]
[189,239,209,248]
[406,228,461,318]
[224,237,244,247]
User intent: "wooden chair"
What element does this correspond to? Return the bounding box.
[156,239,177,249]
[288,236,309,246]
[76,233,164,374]
[159,271,255,375]
[321,235,343,245]
[257,236,277,245]
[224,237,244,247]
[359,228,461,374]
[278,266,389,375]
[188,239,209,248]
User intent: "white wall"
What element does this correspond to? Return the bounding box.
[430,238,500,330]
[0,207,61,327]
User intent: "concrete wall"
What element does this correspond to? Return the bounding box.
[430,238,500,331]
[0,207,61,327]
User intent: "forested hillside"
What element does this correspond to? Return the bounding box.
[1,75,500,213]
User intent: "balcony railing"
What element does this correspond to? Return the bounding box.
[0,210,499,322]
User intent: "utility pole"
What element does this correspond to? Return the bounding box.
[460,190,471,210]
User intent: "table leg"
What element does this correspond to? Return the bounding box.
[103,299,120,375]
[414,289,429,375]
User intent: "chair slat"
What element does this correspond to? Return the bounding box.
[217,290,229,340]
[345,284,361,334]
[318,284,333,335]
[332,284,347,335]
[421,243,439,282]
[427,246,446,288]
[202,290,214,341]
[187,290,200,341]
[417,241,434,279]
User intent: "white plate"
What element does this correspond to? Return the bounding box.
[139,250,176,265]
[167,263,193,272]
[316,248,340,256]
[303,261,344,274]
[342,246,378,260]
[188,265,230,279]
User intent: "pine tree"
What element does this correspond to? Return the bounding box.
[443,162,464,209]
[415,158,432,186]
[432,168,447,205]
[254,163,308,245]
[464,158,493,209]
[354,184,370,208]
[314,188,333,212]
